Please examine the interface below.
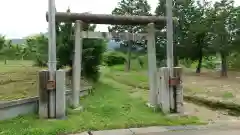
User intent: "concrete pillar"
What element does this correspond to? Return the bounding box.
[38,70,49,118]
[146,23,158,106]
[49,88,56,118]
[156,69,162,107]
[166,0,175,111]
[47,0,57,119]
[72,20,83,108]
[174,67,184,114]
[56,70,66,118]
[159,67,170,113]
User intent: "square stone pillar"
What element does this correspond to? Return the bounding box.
[72,20,83,108]
[159,67,170,113]
[173,67,184,114]
[146,23,158,107]
[38,70,50,118]
[56,70,66,118]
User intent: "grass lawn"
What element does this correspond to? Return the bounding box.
[0,60,34,72]
[0,75,201,135]
[105,65,149,89]
[0,60,43,101]
[0,60,90,101]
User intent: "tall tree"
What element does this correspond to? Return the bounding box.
[109,0,151,71]
[155,0,215,72]
[188,0,213,73]
[56,9,106,81]
[0,35,5,50]
[155,0,198,65]
[209,0,237,76]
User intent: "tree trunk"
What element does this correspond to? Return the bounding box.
[195,34,204,73]
[173,25,178,67]
[126,41,132,72]
[196,50,203,73]
[220,51,228,77]
[173,42,178,67]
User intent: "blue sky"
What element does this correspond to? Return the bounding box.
[0,0,239,39]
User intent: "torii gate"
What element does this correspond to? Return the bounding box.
[41,0,183,119]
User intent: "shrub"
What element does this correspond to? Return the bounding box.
[30,20,106,82]
[202,56,217,69]
[57,38,106,82]
[227,53,240,70]
[179,59,193,68]
[103,51,126,66]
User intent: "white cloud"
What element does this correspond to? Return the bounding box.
[0,0,239,39]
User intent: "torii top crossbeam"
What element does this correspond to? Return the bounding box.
[46,12,177,27]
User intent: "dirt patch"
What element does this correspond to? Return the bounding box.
[184,102,240,123]
[183,70,240,122]
[183,70,240,105]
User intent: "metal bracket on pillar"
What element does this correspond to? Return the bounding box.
[168,77,181,87]
[47,80,56,90]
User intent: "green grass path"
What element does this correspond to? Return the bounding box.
[0,76,200,135]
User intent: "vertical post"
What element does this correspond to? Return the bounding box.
[72,20,83,108]
[147,23,158,107]
[174,67,184,114]
[156,69,162,107]
[166,0,175,111]
[38,70,49,118]
[160,67,170,113]
[126,31,133,72]
[48,0,57,118]
[56,70,66,118]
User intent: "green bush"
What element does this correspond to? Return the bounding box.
[103,51,126,66]
[29,14,106,82]
[202,56,217,69]
[228,53,240,70]
[179,59,193,68]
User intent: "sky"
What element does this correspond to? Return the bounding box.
[0,0,239,39]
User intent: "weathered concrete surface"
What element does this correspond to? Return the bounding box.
[0,86,91,120]
[72,122,240,135]
[73,128,240,135]
[142,129,240,135]
[74,129,240,135]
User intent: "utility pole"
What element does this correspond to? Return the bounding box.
[166,0,175,111]
[48,0,57,118]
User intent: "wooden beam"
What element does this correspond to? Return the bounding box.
[46,12,178,27]
[80,31,147,41]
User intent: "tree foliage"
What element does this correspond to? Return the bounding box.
[21,9,106,81]
[155,0,240,76]
[55,9,106,81]
[108,0,151,71]
[2,0,240,77]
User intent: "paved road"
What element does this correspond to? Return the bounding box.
[139,129,240,135]
[73,123,240,135]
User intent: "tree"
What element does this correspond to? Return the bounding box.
[109,0,151,71]
[188,0,213,73]
[155,0,216,72]
[56,9,106,82]
[209,0,238,76]
[155,0,199,66]
[0,35,5,50]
